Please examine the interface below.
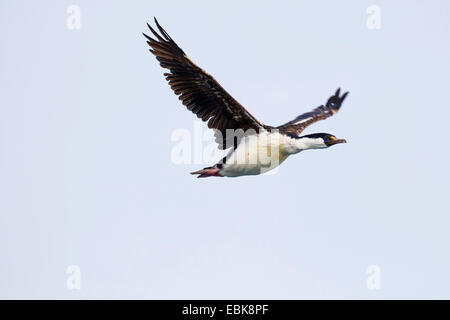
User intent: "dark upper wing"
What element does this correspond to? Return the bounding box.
[143,18,265,149]
[277,88,349,136]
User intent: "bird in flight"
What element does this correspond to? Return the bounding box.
[143,18,349,178]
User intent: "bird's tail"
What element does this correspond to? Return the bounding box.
[190,166,223,178]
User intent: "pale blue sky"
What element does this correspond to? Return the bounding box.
[1,0,450,299]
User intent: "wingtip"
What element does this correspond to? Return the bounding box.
[142,31,154,42]
[146,22,155,35]
[341,91,349,100]
[335,87,350,100]
[154,17,162,28]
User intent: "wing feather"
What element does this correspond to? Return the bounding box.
[277,88,349,136]
[144,18,266,149]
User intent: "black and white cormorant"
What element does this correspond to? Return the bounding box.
[143,18,349,178]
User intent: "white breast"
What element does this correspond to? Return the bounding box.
[220,131,299,177]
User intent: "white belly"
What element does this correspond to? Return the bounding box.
[220,132,294,177]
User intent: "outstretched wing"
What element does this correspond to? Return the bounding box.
[277,88,349,136]
[143,18,266,149]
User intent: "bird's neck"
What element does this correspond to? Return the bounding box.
[288,137,325,153]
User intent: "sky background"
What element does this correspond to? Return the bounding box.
[1,0,450,299]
